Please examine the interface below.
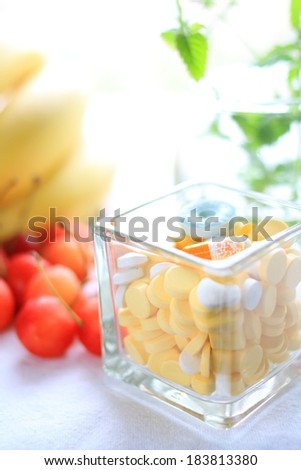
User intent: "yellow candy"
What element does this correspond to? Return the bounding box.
[125,281,157,319]
[200,340,211,378]
[123,335,149,365]
[170,298,194,325]
[240,344,263,380]
[147,347,179,375]
[144,333,176,354]
[146,274,171,309]
[164,266,200,300]
[183,331,208,356]
[256,218,288,241]
[157,308,175,335]
[191,373,215,395]
[160,360,191,387]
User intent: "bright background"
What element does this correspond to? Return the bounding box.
[0,0,293,210]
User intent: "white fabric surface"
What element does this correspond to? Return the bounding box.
[1,328,301,450]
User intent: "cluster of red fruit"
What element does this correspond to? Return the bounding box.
[0,224,102,358]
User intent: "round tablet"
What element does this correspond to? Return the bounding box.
[258,248,287,284]
[113,267,144,285]
[183,331,208,356]
[125,281,157,319]
[240,344,263,380]
[118,307,140,327]
[254,283,277,318]
[191,373,215,395]
[175,335,190,351]
[179,350,202,375]
[146,274,171,309]
[157,308,174,335]
[144,333,176,354]
[242,278,263,310]
[282,254,301,288]
[117,253,148,269]
[140,316,160,331]
[170,298,194,325]
[123,335,148,365]
[147,348,179,375]
[164,266,200,299]
[160,360,191,387]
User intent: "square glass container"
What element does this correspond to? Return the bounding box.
[94,181,301,428]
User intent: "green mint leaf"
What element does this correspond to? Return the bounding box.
[290,0,301,30]
[232,113,293,148]
[161,29,178,49]
[176,32,208,81]
[257,43,296,66]
[189,23,205,34]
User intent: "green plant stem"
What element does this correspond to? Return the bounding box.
[176,0,185,31]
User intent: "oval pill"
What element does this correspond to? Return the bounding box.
[150,262,175,279]
[117,253,148,269]
[118,307,140,327]
[170,298,194,325]
[197,278,241,309]
[183,331,208,356]
[113,267,144,285]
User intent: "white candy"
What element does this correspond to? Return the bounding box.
[179,351,201,375]
[197,278,241,309]
[115,285,127,308]
[242,278,263,311]
[113,267,144,285]
[150,262,175,279]
[117,253,148,269]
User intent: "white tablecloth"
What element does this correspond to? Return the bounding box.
[1,328,301,450]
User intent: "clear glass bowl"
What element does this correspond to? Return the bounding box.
[94,181,301,428]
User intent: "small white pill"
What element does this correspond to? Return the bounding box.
[242,278,263,311]
[179,350,201,375]
[150,262,175,279]
[197,278,241,309]
[113,267,144,285]
[115,285,127,308]
[117,253,148,269]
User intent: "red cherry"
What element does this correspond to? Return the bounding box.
[76,297,102,356]
[6,252,49,306]
[0,278,15,332]
[15,296,77,357]
[3,233,41,256]
[24,264,81,306]
[42,239,88,281]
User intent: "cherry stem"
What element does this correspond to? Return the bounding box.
[32,251,83,327]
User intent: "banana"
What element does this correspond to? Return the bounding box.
[0,153,114,242]
[0,72,86,207]
[0,45,44,93]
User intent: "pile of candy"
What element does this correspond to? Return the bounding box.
[110,216,301,396]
